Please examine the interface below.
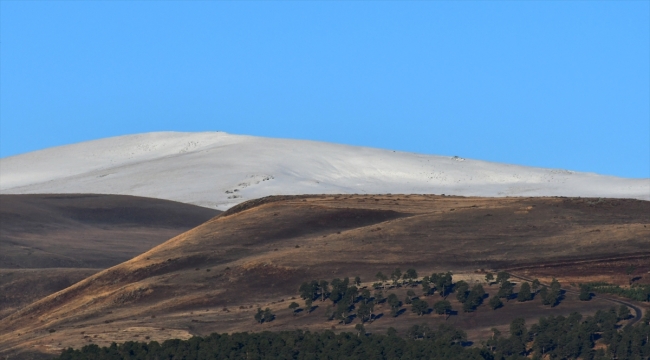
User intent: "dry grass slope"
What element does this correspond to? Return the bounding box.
[0,194,648,358]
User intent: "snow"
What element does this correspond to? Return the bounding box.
[1,132,648,210]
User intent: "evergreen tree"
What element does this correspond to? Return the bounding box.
[375,271,388,288]
[531,278,541,293]
[489,296,503,310]
[550,278,561,292]
[541,281,561,307]
[319,280,329,301]
[387,293,401,316]
[485,273,494,284]
[262,308,274,323]
[254,307,274,323]
[539,286,548,303]
[508,318,527,355]
[498,280,514,301]
[403,268,418,285]
[472,284,486,298]
[329,277,349,303]
[406,289,416,300]
[360,288,371,304]
[463,286,484,312]
[495,271,510,284]
[455,281,469,303]
[391,268,402,285]
[373,289,384,303]
[356,302,371,323]
[335,300,350,322]
[421,278,431,296]
[354,323,366,337]
[433,300,452,320]
[347,285,359,303]
[298,281,312,301]
[411,299,429,316]
[432,272,453,298]
[517,282,532,302]
[254,308,264,323]
[288,302,299,316]
[579,284,591,301]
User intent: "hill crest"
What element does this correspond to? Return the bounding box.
[2,132,648,210]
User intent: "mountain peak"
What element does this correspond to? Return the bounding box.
[1,132,648,209]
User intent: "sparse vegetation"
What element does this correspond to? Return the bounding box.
[581,282,650,302]
[485,272,494,284]
[288,302,299,315]
[254,307,274,324]
[296,269,476,323]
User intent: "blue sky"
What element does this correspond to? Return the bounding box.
[1,1,648,178]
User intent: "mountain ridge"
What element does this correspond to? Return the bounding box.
[1,132,648,210]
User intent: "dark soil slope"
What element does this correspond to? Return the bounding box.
[0,194,220,320]
[0,194,220,269]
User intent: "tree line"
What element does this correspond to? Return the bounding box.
[580,282,650,303]
[291,270,462,324]
[281,270,562,327]
[54,308,650,360]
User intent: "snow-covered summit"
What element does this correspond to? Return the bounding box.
[1,132,648,209]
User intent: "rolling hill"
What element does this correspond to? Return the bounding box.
[1,133,648,358]
[1,132,647,210]
[1,194,647,358]
[0,194,219,320]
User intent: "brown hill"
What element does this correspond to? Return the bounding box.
[0,194,220,320]
[0,194,648,358]
[0,194,220,269]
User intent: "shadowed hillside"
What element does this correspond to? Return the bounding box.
[0,194,220,269]
[0,194,220,320]
[0,194,648,357]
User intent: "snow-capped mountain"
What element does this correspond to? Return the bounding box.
[1,132,647,210]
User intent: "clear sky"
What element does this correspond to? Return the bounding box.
[1,1,648,178]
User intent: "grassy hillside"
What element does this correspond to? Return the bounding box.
[0,194,647,357]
